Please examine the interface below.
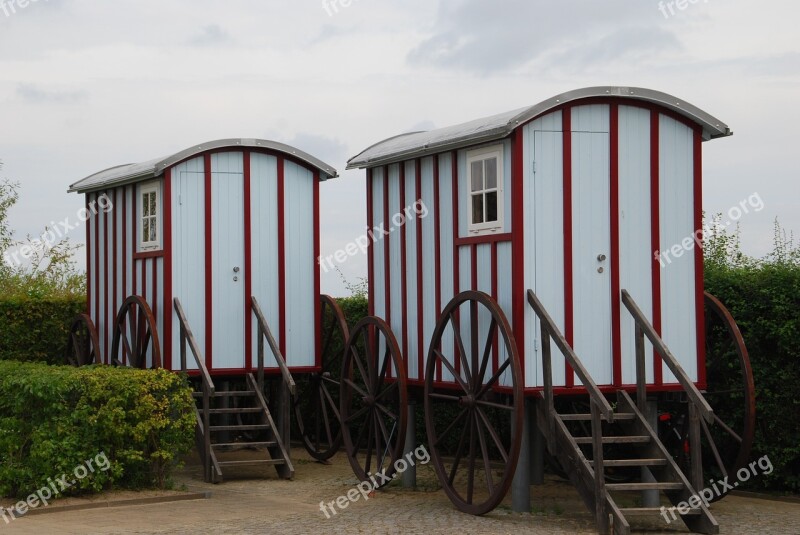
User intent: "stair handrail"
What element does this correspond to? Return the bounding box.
[620,289,713,424]
[251,296,296,397]
[173,298,215,482]
[526,288,614,437]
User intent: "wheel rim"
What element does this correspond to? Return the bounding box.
[697,291,756,500]
[295,295,350,461]
[110,295,162,369]
[424,291,523,515]
[340,316,407,485]
[65,314,101,366]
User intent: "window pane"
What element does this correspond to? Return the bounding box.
[150,192,156,216]
[142,193,149,217]
[472,194,484,224]
[143,219,150,242]
[486,191,498,222]
[150,218,157,242]
[471,161,483,192]
[485,158,497,189]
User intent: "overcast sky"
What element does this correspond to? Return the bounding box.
[0,0,797,296]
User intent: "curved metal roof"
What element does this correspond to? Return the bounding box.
[69,138,339,193]
[347,86,732,169]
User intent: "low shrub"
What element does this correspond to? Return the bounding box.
[0,361,195,499]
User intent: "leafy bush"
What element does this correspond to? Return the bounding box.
[0,361,195,498]
[0,294,85,364]
[704,218,800,492]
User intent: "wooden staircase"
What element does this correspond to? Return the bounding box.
[191,373,294,482]
[527,290,719,535]
[176,297,295,483]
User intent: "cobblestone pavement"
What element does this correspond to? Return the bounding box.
[4,448,800,534]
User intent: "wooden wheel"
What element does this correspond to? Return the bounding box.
[110,295,162,369]
[424,291,523,515]
[65,313,101,366]
[294,295,350,461]
[340,316,407,485]
[697,291,756,500]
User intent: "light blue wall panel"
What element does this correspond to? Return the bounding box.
[250,153,280,369]
[659,116,698,383]
[283,160,316,368]
[618,106,655,384]
[171,157,205,370]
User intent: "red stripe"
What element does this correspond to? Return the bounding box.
[650,111,663,384]
[562,108,574,387]
[400,163,409,370]
[85,196,91,315]
[132,185,137,296]
[610,104,622,386]
[693,129,706,387]
[122,187,127,361]
[163,170,173,370]
[366,169,374,317]
[383,166,391,327]
[470,244,477,290]
[112,190,117,359]
[451,151,460,377]
[204,153,213,369]
[103,191,109,359]
[491,241,499,374]
[152,257,157,329]
[277,156,286,355]
[243,152,253,371]
[141,259,147,308]
[433,156,442,382]
[455,233,513,246]
[511,129,526,386]
[415,159,424,381]
[313,170,321,369]
[94,193,100,359]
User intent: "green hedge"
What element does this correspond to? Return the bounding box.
[705,261,800,492]
[0,295,85,364]
[0,361,195,498]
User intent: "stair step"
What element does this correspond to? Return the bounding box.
[589,458,668,467]
[560,413,636,421]
[606,482,685,491]
[574,435,650,445]
[619,507,701,516]
[216,459,286,467]
[208,407,262,414]
[212,441,277,449]
[209,424,270,432]
[193,391,256,398]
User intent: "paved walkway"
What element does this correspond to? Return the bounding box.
[4,448,800,534]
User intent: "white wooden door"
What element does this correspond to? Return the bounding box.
[211,153,245,369]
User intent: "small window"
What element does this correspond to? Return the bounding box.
[139,182,161,251]
[467,146,504,234]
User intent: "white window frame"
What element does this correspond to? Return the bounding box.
[466,145,504,234]
[138,181,161,251]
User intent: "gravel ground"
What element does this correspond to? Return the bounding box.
[4,447,799,534]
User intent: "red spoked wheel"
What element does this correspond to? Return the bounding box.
[697,291,756,501]
[340,316,407,486]
[295,295,350,461]
[65,313,101,366]
[424,291,524,515]
[110,295,162,369]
